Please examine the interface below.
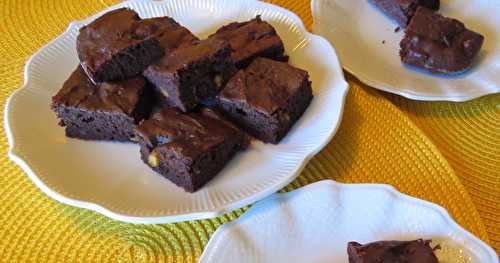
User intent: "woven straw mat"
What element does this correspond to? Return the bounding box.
[0,0,498,262]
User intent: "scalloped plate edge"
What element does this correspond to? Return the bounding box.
[4,0,349,224]
[200,180,499,262]
[310,0,500,102]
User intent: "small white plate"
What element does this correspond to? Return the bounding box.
[200,180,499,263]
[4,0,348,223]
[312,0,500,101]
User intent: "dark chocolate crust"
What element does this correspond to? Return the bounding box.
[218,57,312,144]
[51,67,153,141]
[400,7,484,73]
[209,16,287,68]
[135,107,248,192]
[371,0,440,27]
[144,38,236,112]
[137,16,198,53]
[347,239,439,263]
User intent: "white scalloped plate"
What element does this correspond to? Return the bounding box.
[312,0,500,101]
[4,0,348,223]
[200,180,499,263]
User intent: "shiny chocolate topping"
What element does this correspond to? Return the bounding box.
[52,66,145,114]
[219,57,309,115]
[136,107,241,160]
[77,8,197,76]
[146,37,231,74]
[400,7,484,73]
[209,16,284,66]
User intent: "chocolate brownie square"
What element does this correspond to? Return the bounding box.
[144,38,236,112]
[400,7,484,73]
[51,66,153,142]
[77,8,164,83]
[209,16,287,68]
[135,107,249,192]
[371,0,440,27]
[217,57,313,144]
[347,239,439,263]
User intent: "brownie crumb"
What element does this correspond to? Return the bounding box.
[395,27,400,33]
[382,40,386,44]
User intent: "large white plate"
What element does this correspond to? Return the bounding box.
[312,0,500,101]
[4,0,348,223]
[200,180,499,263]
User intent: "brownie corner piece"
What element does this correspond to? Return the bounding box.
[51,66,153,142]
[347,239,439,263]
[77,8,164,83]
[144,38,236,112]
[371,0,440,27]
[399,6,484,74]
[209,15,287,68]
[135,107,248,192]
[218,57,313,144]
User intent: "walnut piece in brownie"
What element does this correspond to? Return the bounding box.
[135,107,249,192]
[77,8,197,83]
[209,16,287,68]
[218,57,313,144]
[347,239,439,263]
[400,7,484,74]
[51,67,153,142]
[144,38,236,112]
[371,0,440,27]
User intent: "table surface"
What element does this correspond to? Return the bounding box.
[0,0,498,262]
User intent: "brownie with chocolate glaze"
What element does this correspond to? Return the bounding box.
[400,7,484,73]
[135,107,249,192]
[51,66,153,142]
[347,239,439,263]
[371,0,440,27]
[144,38,236,112]
[136,16,198,54]
[217,57,312,144]
[209,16,287,68]
[77,8,197,83]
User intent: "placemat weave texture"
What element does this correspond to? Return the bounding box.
[0,0,497,262]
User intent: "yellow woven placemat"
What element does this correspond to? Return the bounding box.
[390,94,500,251]
[0,0,496,261]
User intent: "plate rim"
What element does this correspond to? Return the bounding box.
[199,180,499,262]
[4,0,350,224]
[311,0,500,102]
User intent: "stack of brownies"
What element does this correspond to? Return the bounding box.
[51,8,313,192]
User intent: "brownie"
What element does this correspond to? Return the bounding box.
[209,16,287,68]
[400,7,484,73]
[77,8,176,83]
[136,16,198,53]
[135,107,249,192]
[347,239,439,263]
[217,57,313,144]
[144,38,236,112]
[51,67,153,142]
[371,0,440,27]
